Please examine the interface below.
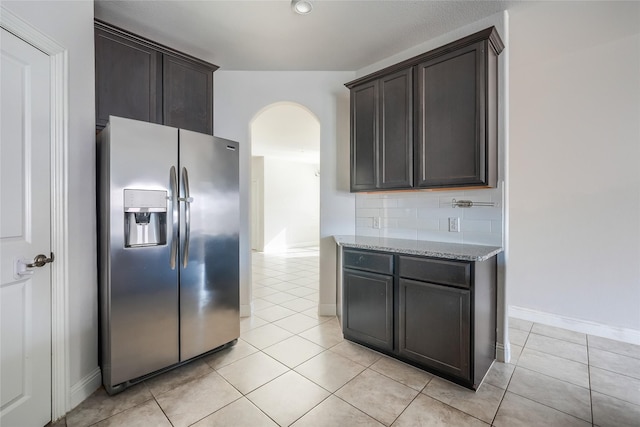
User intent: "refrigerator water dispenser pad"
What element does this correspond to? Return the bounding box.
[123,189,167,247]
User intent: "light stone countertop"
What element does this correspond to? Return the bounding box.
[334,235,503,262]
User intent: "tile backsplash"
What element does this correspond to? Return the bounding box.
[355,186,504,246]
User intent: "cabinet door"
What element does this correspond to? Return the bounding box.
[416,41,487,188]
[379,69,413,189]
[343,268,393,351]
[95,28,162,130]
[398,278,470,380]
[350,81,378,191]
[163,54,213,135]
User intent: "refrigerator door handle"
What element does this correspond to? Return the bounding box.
[170,166,179,270]
[180,167,192,268]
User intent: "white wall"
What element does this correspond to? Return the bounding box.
[509,1,640,339]
[3,0,99,407]
[251,156,265,251]
[214,71,355,316]
[262,158,320,251]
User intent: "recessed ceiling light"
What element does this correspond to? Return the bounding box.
[292,0,313,15]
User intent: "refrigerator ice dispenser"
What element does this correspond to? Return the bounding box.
[123,189,167,247]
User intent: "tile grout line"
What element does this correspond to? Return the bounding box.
[151,392,175,427]
[510,364,591,390]
[214,350,290,424]
[420,378,501,426]
[501,335,595,426]
[388,388,422,426]
[503,372,594,424]
[330,369,391,426]
[516,337,639,422]
[332,394,386,426]
[245,251,332,425]
[490,365,515,426]
[286,393,333,426]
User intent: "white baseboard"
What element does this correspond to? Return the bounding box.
[70,367,101,410]
[289,241,319,249]
[318,304,336,317]
[240,303,252,317]
[495,342,510,363]
[509,306,640,345]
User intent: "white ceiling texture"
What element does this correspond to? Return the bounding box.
[94,0,517,71]
[94,0,516,162]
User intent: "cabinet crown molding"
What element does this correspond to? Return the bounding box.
[345,26,503,89]
[94,19,219,71]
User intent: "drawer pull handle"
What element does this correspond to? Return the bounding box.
[358,256,364,263]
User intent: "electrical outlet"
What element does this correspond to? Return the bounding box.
[373,217,381,229]
[448,217,460,232]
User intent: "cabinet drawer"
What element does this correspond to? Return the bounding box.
[343,249,393,275]
[399,256,470,288]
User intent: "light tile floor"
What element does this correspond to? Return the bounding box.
[59,248,640,427]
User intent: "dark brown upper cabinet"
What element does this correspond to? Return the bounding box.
[350,81,378,190]
[95,20,218,135]
[416,40,496,188]
[95,26,162,129]
[346,27,504,192]
[162,55,213,134]
[349,69,413,192]
[380,69,414,189]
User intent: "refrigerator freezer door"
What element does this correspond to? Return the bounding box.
[179,129,240,361]
[99,116,180,388]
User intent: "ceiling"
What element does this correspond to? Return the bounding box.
[94,0,517,71]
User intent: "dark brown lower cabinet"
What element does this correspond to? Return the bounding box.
[341,248,496,390]
[398,278,471,380]
[343,269,393,351]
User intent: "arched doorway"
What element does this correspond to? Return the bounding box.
[250,102,320,253]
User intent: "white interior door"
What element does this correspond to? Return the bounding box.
[1,28,52,427]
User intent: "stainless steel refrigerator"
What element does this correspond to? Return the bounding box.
[98,116,239,394]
